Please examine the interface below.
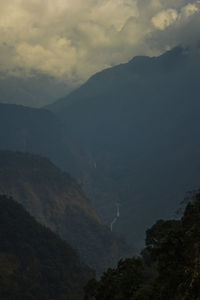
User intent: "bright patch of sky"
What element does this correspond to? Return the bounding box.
[0,0,199,86]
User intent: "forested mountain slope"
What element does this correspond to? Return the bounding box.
[0,151,132,275]
[85,191,200,299]
[48,46,200,246]
[0,194,93,300]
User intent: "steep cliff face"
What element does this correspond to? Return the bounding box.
[0,194,94,300]
[0,151,132,275]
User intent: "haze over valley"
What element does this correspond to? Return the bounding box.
[0,0,200,299]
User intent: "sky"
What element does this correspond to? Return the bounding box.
[0,0,200,87]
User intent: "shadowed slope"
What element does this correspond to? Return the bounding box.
[48,46,200,246]
[0,151,132,275]
[0,194,94,300]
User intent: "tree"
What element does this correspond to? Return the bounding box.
[85,192,200,300]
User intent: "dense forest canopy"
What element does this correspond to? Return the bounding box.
[84,192,200,300]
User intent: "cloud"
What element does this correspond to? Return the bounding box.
[180,3,199,18]
[152,9,178,30]
[0,0,199,86]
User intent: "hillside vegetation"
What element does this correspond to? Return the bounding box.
[0,194,93,300]
[85,191,200,299]
[0,151,132,275]
[48,46,200,246]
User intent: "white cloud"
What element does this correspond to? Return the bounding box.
[180,3,199,18]
[0,0,199,86]
[152,9,178,30]
[152,2,199,30]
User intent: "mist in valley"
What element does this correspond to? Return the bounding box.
[0,0,200,299]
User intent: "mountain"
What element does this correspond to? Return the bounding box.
[0,151,132,275]
[48,46,200,247]
[0,103,90,178]
[0,73,72,107]
[85,191,200,300]
[0,194,93,300]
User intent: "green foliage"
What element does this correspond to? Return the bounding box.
[84,258,145,300]
[85,192,200,300]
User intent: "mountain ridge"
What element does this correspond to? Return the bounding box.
[0,150,133,274]
[0,72,72,107]
[0,194,94,300]
[47,45,200,247]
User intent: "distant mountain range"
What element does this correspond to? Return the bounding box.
[0,151,132,275]
[47,46,200,247]
[0,194,93,300]
[1,46,200,248]
[0,73,72,107]
[0,103,90,178]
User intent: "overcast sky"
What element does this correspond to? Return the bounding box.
[0,0,199,87]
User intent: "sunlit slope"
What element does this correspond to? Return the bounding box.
[48,46,200,246]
